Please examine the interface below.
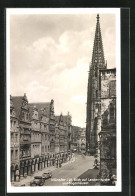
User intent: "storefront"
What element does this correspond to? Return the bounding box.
[42,156,45,169]
[20,161,25,179]
[32,159,35,174]
[45,156,48,167]
[28,159,32,176]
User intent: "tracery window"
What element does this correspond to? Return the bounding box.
[109,80,116,97]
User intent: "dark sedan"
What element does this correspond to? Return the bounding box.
[30,176,45,186]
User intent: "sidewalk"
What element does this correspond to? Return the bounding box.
[11,159,73,186]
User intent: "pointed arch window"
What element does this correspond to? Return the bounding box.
[109,80,116,97]
[109,103,115,123]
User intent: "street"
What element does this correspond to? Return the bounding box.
[12,154,96,186]
[44,154,95,186]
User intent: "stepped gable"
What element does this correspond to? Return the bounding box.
[28,104,39,121]
[29,102,50,120]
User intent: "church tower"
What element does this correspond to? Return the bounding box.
[86,14,107,155]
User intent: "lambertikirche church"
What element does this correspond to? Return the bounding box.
[86,14,116,180]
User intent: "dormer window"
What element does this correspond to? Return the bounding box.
[22,112,24,119]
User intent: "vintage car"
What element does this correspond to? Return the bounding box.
[30,176,45,186]
[42,170,52,180]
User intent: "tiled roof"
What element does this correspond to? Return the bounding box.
[29,102,50,120]
[12,96,23,118]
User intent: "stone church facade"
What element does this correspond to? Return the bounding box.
[86,14,116,180]
[86,14,107,155]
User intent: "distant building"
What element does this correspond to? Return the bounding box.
[12,94,31,179]
[55,113,72,162]
[78,128,86,153]
[49,100,56,154]
[10,95,20,182]
[55,114,67,153]
[70,126,81,152]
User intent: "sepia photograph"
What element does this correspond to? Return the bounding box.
[6,8,121,192]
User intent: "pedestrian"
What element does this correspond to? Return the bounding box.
[93,158,98,169]
[110,174,116,186]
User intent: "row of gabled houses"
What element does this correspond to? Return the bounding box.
[10,94,86,182]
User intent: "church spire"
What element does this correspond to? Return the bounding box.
[91,14,106,68]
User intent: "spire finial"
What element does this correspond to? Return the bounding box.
[96,14,100,22]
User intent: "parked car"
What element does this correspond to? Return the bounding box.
[30,176,45,186]
[42,170,52,180]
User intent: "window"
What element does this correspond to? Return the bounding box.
[96,90,98,98]
[11,150,14,161]
[15,150,18,159]
[109,103,115,123]
[102,111,108,126]
[23,135,28,141]
[11,120,12,128]
[22,112,24,119]
[11,133,13,142]
[26,113,29,120]
[15,134,18,142]
[109,80,116,97]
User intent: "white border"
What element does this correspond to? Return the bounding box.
[6,8,121,193]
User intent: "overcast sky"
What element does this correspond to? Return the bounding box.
[10,13,116,127]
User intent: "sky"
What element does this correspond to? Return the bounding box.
[10,12,116,127]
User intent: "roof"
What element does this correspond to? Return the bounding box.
[12,96,23,118]
[91,14,105,68]
[29,102,50,120]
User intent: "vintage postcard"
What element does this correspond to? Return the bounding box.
[6,8,121,192]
